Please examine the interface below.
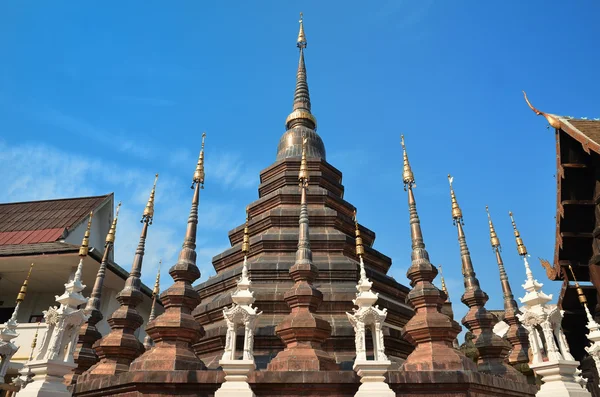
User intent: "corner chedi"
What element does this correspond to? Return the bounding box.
[215,208,262,397]
[266,135,338,371]
[130,135,207,372]
[447,175,523,380]
[82,175,159,377]
[67,202,121,386]
[17,213,93,397]
[143,262,161,350]
[510,212,591,396]
[347,210,393,397]
[485,206,531,379]
[400,137,475,372]
[568,264,600,385]
[0,263,34,384]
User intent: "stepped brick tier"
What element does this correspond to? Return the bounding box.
[192,156,414,369]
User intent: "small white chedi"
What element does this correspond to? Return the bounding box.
[346,213,394,397]
[510,212,590,397]
[215,213,261,397]
[0,264,34,385]
[17,215,92,397]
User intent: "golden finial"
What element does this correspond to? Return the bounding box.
[242,207,250,255]
[29,322,40,361]
[153,261,161,297]
[299,136,309,184]
[297,12,307,48]
[79,211,94,257]
[523,91,562,129]
[509,211,528,257]
[568,264,588,306]
[448,174,463,225]
[142,174,159,224]
[438,264,449,297]
[401,135,415,190]
[193,132,206,189]
[16,263,34,303]
[485,206,500,249]
[354,210,364,257]
[106,201,122,244]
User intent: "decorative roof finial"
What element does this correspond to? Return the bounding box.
[438,264,449,298]
[448,174,463,225]
[485,206,501,250]
[193,133,206,189]
[299,136,309,185]
[353,210,367,282]
[16,263,34,303]
[153,261,161,298]
[401,135,415,190]
[509,211,528,257]
[106,202,121,244]
[79,211,93,257]
[523,91,562,129]
[142,174,159,224]
[29,322,41,361]
[297,12,307,48]
[242,207,250,255]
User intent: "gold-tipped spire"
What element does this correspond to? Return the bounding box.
[142,174,159,224]
[401,135,415,190]
[354,210,364,257]
[193,133,206,189]
[485,206,500,249]
[242,207,250,255]
[29,322,41,361]
[448,174,463,225]
[523,91,562,129]
[438,264,449,298]
[509,211,528,256]
[297,12,307,48]
[79,211,94,257]
[568,264,588,306]
[16,263,34,303]
[298,137,309,184]
[153,261,161,297]
[106,202,121,244]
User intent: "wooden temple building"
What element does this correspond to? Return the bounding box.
[525,92,600,393]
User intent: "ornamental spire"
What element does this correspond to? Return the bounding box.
[79,212,93,257]
[16,263,34,303]
[193,132,206,189]
[353,211,367,282]
[299,136,309,185]
[400,137,472,372]
[143,174,159,224]
[143,262,161,350]
[485,206,530,372]
[285,13,317,131]
[568,265,594,322]
[438,264,449,299]
[447,176,522,380]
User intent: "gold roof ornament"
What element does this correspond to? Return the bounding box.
[142,174,159,224]
[242,207,250,255]
[438,264,449,298]
[509,211,528,257]
[29,322,41,361]
[79,211,94,257]
[153,261,161,298]
[568,264,588,306]
[16,263,34,303]
[523,91,562,130]
[299,136,309,184]
[354,210,364,257]
[297,12,307,48]
[193,133,206,189]
[401,135,415,190]
[448,175,463,225]
[106,201,122,244]
[485,206,501,250]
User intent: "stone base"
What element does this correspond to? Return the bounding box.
[353,360,394,397]
[531,360,592,397]
[215,360,256,397]
[266,346,338,371]
[17,360,76,397]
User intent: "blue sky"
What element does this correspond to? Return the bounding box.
[1,1,599,336]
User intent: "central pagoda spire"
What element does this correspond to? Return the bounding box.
[276,13,326,161]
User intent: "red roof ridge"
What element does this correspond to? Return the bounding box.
[0,193,113,207]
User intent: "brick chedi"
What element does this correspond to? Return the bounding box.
[81,175,158,377]
[129,136,207,372]
[399,136,476,372]
[66,202,122,386]
[192,15,413,370]
[485,206,532,378]
[447,175,524,381]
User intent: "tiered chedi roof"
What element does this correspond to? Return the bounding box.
[192,16,413,369]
